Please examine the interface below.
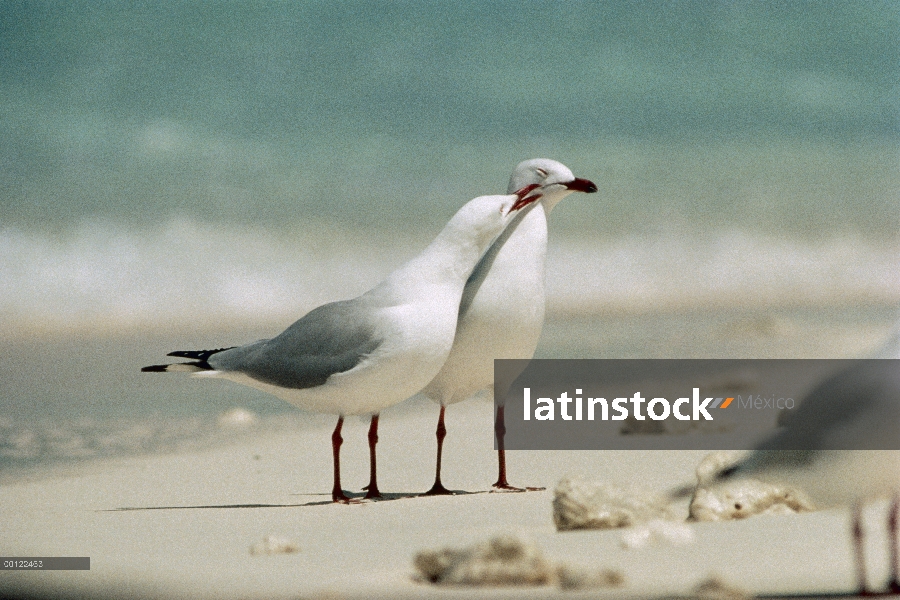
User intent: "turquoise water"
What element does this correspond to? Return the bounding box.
[0,3,898,466]
[2,2,896,231]
[1,2,897,335]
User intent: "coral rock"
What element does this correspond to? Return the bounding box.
[689,452,815,521]
[553,476,675,531]
[556,564,625,590]
[414,535,555,586]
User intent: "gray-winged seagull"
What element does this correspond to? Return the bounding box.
[419,159,597,494]
[143,185,543,503]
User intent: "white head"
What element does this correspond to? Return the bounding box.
[507,158,597,213]
[445,187,545,252]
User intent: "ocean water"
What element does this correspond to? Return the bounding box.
[1,2,898,469]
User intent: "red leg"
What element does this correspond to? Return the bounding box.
[492,405,518,490]
[889,493,900,593]
[853,501,869,595]
[424,406,452,495]
[491,405,544,492]
[331,416,355,503]
[363,414,382,499]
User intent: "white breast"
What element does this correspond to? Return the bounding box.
[422,204,549,405]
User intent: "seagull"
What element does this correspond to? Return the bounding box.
[418,159,597,494]
[142,185,543,503]
[680,324,900,594]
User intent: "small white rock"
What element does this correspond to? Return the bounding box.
[553,476,676,531]
[693,575,752,600]
[556,564,625,590]
[689,451,815,521]
[414,535,554,586]
[217,408,258,429]
[249,535,301,555]
[689,479,815,521]
[414,535,623,589]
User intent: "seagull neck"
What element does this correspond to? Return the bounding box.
[540,190,574,215]
[423,225,487,281]
[392,222,492,291]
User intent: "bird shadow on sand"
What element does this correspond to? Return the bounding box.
[102,489,492,511]
[290,488,493,504]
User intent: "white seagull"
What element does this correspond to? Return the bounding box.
[685,324,900,594]
[143,185,543,503]
[419,159,597,494]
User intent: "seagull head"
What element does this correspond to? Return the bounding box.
[448,188,546,253]
[507,158,598,213]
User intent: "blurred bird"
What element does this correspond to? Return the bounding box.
[676,325,900,594]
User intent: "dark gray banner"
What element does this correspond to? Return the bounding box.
[494,359,900,450]
[1,557,90,570]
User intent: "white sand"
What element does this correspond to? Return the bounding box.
[0,397,892,599]
[3,307,896,599]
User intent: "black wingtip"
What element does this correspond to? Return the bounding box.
[141,360,214,372]
[167,347,235,361]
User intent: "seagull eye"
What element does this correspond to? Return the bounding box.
[536,168,548,178]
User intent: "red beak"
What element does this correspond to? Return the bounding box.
[564,177,598,193]
[509,183,543,213]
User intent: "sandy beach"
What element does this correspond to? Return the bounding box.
[3,3,897,599]
[1,399,897,600]
[2,307,898,599]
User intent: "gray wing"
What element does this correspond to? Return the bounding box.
[209,299,384,389]
[736,360,900,474]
